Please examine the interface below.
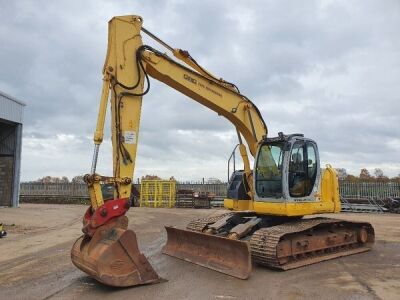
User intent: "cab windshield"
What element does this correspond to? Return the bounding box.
[255,143,284,198]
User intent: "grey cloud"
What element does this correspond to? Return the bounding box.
[0,0,399,180]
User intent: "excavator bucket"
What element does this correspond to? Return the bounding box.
[163,226,252,279]
[71,216,161,287]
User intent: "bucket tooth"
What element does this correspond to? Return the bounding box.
[71,216,161,287]
[162,226,251,279]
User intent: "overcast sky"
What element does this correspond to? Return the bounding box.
[1,0,399,181]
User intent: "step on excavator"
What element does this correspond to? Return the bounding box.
[71,15,375,287]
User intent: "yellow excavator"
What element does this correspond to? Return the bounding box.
[71,15,375,287]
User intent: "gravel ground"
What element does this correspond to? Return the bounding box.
[0,204,399,300]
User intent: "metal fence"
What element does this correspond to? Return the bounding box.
[20,182,88,196]
[20,183,227,196]
[339,181,400,199]
[19,182,228,198]
[20,180,400,204]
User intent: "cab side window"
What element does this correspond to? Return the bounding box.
[289,142,306,197]
[306,143,317,195]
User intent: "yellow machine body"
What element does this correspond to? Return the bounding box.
[224,165,341,216]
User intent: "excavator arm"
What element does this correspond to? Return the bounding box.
[88,15,268,208]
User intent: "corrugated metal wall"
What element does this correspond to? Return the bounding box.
[0,90,25,124]
[0,90,25,207]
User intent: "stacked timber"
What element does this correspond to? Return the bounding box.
[176,190,195,208]
[176,190,214,208]
[193,191,211,209]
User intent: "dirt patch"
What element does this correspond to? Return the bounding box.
[0,204,399,299]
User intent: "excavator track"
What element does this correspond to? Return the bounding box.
[167,214,374,278]
[250,217,375,270]
[185,214,375,271]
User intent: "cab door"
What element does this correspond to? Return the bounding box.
[287,140,319,199]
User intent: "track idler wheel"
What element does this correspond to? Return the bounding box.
[357,227,369,244]
[71,216,161,287]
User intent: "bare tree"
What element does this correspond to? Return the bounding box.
[359,168,372,180]
[60,176,69,183]
[373,168,384,178]
[36,176,69,183]
[393,174,400,183]
[373,168,389,181]
[335,168,348,180]
[72,175,85,183]
[345,174,359,181]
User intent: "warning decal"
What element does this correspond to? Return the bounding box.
[124,131,136,144]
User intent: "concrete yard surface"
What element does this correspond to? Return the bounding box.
[0,204,399,300]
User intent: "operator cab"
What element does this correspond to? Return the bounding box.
[254,132,320,202]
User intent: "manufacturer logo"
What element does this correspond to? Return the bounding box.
[183,73,197,84]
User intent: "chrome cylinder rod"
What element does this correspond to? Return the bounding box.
[90,144,100,174]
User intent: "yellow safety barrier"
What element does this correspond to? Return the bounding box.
[140,179,176,208]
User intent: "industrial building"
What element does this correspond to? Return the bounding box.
[0,90,25,207]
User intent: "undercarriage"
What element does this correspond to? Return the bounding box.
[163,212,375,278]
